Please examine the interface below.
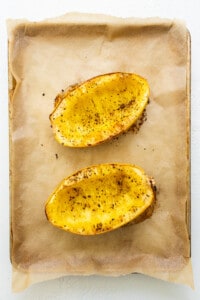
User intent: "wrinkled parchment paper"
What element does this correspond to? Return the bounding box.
[8,13,192,291]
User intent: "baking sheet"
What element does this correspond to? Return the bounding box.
[8,13,192,291]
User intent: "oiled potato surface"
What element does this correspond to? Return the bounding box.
[50,73,149,147]
[45,164,154,235]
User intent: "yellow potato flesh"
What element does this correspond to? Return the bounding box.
[45,164,154,235]
[50,72,149,147]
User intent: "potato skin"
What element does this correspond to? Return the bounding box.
[45,164,155,235]
[50,72,150,147]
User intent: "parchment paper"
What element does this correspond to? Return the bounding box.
[8,13,192,291]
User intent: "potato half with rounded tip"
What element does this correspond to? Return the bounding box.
[45,163,155,235]
[50,72,150,147]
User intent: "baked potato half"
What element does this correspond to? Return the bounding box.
[50,72,149,147]
[45,163,155,235]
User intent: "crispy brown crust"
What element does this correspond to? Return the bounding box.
[126,177,156,226]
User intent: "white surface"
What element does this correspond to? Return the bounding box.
[0,0,200,299]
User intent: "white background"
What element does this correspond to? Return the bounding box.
[0,0,200,299]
